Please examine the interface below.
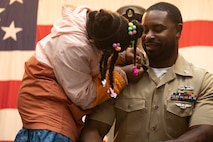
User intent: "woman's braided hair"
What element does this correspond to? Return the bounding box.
[86,9,143,92]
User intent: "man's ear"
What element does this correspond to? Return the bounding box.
[176,23,182,38]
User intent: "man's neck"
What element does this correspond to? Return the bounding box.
[149,53,178,68]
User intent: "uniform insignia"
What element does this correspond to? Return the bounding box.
[171,85,198,102]
[175,103,192,109]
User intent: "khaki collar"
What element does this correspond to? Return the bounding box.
[173,54,193,77]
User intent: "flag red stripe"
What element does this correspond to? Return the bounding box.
[0,81,20,109]
[36,21,213,49]
[180,20,213,48]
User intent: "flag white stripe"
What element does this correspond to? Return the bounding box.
[0,51,34,80]
[179,46,213,74]
[0,109,22,141]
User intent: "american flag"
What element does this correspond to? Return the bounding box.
[0,0,213,142]
[0,0,38,141]
[0,0,50,141]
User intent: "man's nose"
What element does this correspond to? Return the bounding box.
[145,30,155,40]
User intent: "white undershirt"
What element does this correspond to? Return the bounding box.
[152,67,171,80]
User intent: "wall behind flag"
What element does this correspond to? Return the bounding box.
[0,0,213,142]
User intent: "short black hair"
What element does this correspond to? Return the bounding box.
[147,2,183,24]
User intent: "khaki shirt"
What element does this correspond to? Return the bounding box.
[88,54,213,142]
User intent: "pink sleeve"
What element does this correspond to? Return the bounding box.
[53,44,99,110]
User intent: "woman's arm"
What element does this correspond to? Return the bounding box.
[79,119,112,142]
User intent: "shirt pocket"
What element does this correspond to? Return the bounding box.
[115,98,147,139]
[166,100,194,117]
[164,100,195,138]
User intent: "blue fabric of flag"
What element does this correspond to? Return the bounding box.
[0,0,38,50]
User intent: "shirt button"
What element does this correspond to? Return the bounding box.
[153,105,159,110]
[151,125,157,131]
[128,104,131,109]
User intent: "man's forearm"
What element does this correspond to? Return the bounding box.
[165,125,213,142]
[79,119,112,142]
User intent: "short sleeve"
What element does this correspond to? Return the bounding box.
[190,72,213,126]
[87,99,116,126]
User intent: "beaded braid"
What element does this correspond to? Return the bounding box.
[99,48,119,98]
[128,21,140,76]
[100,49,113,87]
[86,9,143,98]
[100,22,143,98]
[131,40,138,75]
[108,52,119,90]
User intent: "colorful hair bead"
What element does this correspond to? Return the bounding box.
[128,22,137,35]
[128,22,138,76]
[132,65,139,76]
[107,87,117,98]
[112,43,121,51]
[101,79,106,87]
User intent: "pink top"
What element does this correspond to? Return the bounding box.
[18,5,127,141]
[35,5,103,109]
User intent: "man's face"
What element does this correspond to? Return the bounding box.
[141,10,178,61]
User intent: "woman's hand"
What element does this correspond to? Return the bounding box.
[125,47,146,65]
[120,64,145,82]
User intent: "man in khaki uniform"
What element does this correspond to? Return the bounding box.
[80,2,213,142]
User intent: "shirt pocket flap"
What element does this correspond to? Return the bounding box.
[115,98,146,112]
[167,100,194,117]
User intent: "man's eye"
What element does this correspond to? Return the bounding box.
[154,26,164,33]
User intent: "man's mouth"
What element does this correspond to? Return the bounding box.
[144,42,159,50]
